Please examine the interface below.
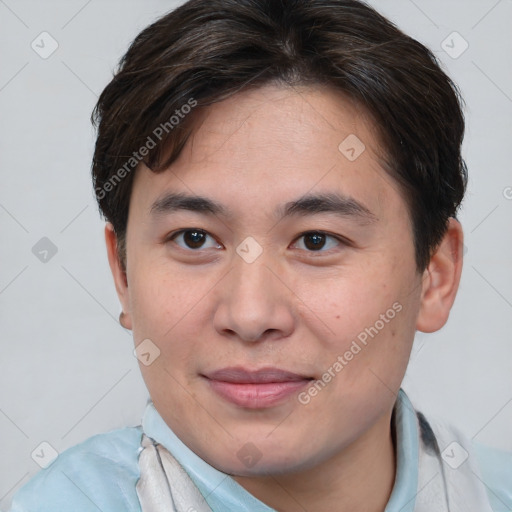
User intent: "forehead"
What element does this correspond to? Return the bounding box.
[177,83,384,169]
[130,83,406,225]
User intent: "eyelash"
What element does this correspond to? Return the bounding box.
[165,229,350,254]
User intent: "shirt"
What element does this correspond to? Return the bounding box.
[8,390,512,511]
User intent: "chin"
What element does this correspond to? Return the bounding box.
[199,437,324,478]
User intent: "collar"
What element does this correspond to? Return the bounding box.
[142,389,420,512]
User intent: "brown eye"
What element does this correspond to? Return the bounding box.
[303,233,327,251]
[169,229,221,250]
[294,231,343,252]
[183,230,206,249]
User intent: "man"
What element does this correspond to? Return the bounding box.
[9,0,511,511]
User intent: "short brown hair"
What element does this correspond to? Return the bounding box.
[92,0,467,271]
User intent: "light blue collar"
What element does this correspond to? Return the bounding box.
[385,389,419,511]
[142,389,419,512]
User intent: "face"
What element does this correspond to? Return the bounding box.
[111,84,433,475]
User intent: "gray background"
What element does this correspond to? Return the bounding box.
[1,0,511,508]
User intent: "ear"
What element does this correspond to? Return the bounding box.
[105,222,132,330]
[416,218,464,333]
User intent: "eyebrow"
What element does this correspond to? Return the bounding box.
[150,191,377,223]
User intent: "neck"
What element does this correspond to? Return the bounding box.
[233,411,396,512]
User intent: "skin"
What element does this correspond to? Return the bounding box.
[106,83,463,512]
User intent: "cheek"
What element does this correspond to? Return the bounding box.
[129,269,211,412]
[128,263,212,351]
[293,264,397,338]
[293,260,419,378]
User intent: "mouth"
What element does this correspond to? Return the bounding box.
[201,367,314,409]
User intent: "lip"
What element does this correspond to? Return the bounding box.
[202,367,313,409]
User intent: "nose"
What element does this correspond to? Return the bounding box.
[212,253,296,343]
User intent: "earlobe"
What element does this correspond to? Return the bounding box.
[416,218,464,333]
[105,223,133,330]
